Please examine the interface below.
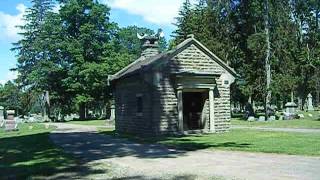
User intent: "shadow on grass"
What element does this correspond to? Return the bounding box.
[0,132,108,180]
[1,127,251,179]
[112,174,202,180]
[98,130,252,152]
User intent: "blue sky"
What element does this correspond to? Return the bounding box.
[0,0,187,84]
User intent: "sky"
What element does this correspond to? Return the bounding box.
[0,0,190,84]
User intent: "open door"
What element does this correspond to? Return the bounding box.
[183,92,207,130]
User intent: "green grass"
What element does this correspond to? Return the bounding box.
[99,128,320,156]
[66,119,109,126]
[232,118,320,129]
[0,123,78,179]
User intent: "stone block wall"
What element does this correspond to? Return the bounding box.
[169,43,231,132]
[114,75,154,135]
[113,42,232,135]
[151,69,179,135]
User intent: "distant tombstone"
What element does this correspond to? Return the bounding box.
[29,116,35,122]
[110,104,115,121]
[268,116,276,121]
[307,93,314,111]
[0,106,4,119]
[0,106,4,127]
[298,114,304,119]
[6,110,15,120]
[258,116,266,121]
[247,116,255,121]
[5,110,18,131]
[284,102,297,120]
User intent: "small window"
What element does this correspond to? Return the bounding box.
[136,94,143,114]
[224,80,229,85]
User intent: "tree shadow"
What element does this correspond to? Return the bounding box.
[50,127,253,162]
[112,174,200,180]
[0,132,108,180]
[0,126,252,179]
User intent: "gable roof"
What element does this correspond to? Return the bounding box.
[109,37,237,82]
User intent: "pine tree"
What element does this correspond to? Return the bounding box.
[12,0,54,88]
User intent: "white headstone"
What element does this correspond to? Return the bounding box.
[268,116,276,121]
[0,106,4,127]
[110,104,115,120]
[247,116,255,121]
[258,116,266,121]
[307,93,314,111]
[284,102,297,120]
[298,114,304,118]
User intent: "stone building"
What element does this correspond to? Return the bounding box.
[109,34,237,136]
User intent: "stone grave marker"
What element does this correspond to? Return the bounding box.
[284,102,297,120]
[298,114,304,118]
[307,93,314,111]
[268,116,276,121]
[5,110,18,131]
[0,106,4,127]
[258,116,265,121]
[110,104,115,121]
[247,116,255,121]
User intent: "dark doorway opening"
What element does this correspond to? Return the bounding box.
[183,91,207,130]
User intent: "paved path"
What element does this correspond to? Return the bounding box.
[232,125,320,133]
[49,123,320,180]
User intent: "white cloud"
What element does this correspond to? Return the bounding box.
[0,71,18,85]
[106,0,193,25]
[0,3,26,41]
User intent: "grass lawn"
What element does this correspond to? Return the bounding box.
[232,111,320,129]
[0,123,78,179]
[99,128,320,156]
[66,119,109,126]
[232,118,320,129]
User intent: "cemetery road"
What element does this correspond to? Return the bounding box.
[50,123,320,180]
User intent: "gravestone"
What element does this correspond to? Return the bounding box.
[0,106,4,127]
[258,116,266,121]
[247,116,255,121]
[268,116,276,121]
[307,93,314,111]
[284,102,297,120]
[5,110,18,131]
[110,104,115,121]
[298,114,304,118]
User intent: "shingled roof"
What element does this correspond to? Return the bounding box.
[109,37,237,82]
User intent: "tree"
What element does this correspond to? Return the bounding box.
[0,81,21,114]
[172,0,320,113]
[56,0,116,119]
[264,0,271,117]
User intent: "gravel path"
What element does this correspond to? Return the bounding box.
[49,123,320,180]
[232,125,320,133]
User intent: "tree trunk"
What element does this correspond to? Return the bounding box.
[79,103,86,120]
[264,0,271,118]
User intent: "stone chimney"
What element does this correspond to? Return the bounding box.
[137,33,161,58]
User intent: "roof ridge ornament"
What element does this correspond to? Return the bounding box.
[137,28,164,40]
